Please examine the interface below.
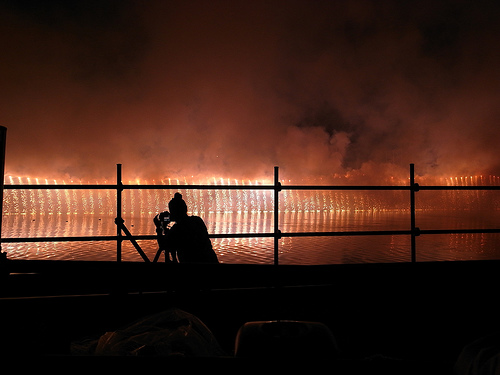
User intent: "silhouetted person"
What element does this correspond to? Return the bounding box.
[154,192,219,263]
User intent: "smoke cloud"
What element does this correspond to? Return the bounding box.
[1,0,499,182]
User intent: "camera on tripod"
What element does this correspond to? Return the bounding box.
[154,210,171,232]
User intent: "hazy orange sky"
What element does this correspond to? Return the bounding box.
[1,0,499,182]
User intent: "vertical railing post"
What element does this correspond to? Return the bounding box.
[273,166,281,266]
[0,126,6,257]
[410,163,419,262]
[116,164,123,262]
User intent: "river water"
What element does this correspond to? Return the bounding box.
[2,208,499,264]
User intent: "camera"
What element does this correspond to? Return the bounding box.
[155,210,171,231]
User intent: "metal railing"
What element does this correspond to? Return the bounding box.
[2,163,500,264]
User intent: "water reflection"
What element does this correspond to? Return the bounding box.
[2,209,499,264]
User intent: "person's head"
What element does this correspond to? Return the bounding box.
[168,192,188,221]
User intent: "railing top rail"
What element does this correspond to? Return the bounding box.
[281,185,410,191]
[4,184,500,191]
[4,184,117,190]
[4,184,276,190]
[418,185,500,190]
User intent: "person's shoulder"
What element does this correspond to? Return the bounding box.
[188,215,206,226]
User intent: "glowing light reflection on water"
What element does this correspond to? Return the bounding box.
[2,210,500,264]
[1,186,499,264]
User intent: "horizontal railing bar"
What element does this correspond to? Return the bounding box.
[0,233,276,243]
[4,184,275,190]
[210,233,276,239]
[281,185,499,191]
[122,184,276,190]
[5,185,118,190]
[419,228,500,235]
[282,185,410,191]
[5,184,499,191]
[283,228,500,237]
[4,184,415,191]
[3,228,499,244]
[417,186,500,191]
[1,236,120,243]
[282,230,412,237]
[4,184,410,191]
[141,232,284,239]
[279,228,500,238]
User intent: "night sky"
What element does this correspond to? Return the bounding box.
[1,0,499,182]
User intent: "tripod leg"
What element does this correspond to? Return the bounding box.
[153,248,164,263]
[119,222,150,262]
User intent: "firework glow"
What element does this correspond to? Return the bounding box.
[4,172,499,217]
[0,1,499,183]
[1,1,500,264]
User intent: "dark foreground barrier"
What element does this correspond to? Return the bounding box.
[0,260,499,373]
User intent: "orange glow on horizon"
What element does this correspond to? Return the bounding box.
[3,173,500,187]
[2,171,499,217]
